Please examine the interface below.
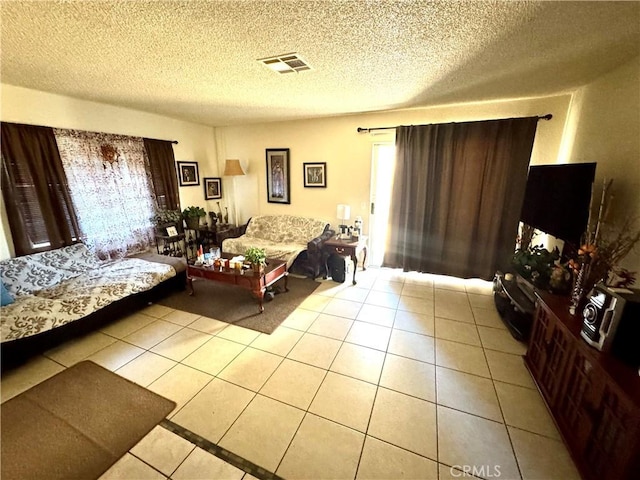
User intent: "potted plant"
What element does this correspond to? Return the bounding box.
[182,206,206,230]
[511,244,560,289]
[244,247,267,272]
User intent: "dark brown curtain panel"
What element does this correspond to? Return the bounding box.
[383,117,538,279]
[143,138,180,211]
[1,122,81,255]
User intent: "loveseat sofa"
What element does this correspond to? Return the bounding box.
[222,215,334,279]
[0,243,184,366]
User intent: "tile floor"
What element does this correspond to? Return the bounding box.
[0,267,582,480]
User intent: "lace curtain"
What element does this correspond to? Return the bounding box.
[54,129,156,260]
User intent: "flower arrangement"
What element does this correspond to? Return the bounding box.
[567,179,640,313]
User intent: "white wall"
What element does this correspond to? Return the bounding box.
[0,83,219,260]
[215,94,572,231]
[562,56,640,272]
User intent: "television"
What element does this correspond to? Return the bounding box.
[520,162,597,246]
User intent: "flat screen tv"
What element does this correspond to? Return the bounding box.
[520,162,596,246]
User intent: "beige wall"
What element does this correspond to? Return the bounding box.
[215,94,571,231]
[0,83,219,260]
[562,56,640,272]
[8,72,635,272]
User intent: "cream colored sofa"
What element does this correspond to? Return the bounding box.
[222,214,334,278]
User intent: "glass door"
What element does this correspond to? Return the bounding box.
[368,142,396,266]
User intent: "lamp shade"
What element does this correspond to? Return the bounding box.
[223,159,245,176]
[337,204,351,221]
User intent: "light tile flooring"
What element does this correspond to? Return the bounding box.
[0,268,582,480]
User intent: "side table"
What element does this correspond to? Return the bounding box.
[155,233,186,257]
[323,236,368,285]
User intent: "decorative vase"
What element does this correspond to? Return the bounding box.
[217,202,223,223]
[252,263,264,274]
[569,262,588,315]
[224,207,229,224]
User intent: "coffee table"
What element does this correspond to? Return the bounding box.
[186,254,288,313]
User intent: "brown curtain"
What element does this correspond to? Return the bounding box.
[1,122,81,256]
[143,138,180,211]
[383,117,538,279]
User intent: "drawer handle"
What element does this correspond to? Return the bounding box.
[335,247,345,254]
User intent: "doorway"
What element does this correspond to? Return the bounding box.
[368,142,396,266]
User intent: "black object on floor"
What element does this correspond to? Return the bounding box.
[493,272,535,341]
[328,253,346,283]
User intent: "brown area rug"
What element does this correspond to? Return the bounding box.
[1,361,176,480]
[157,275,320,334]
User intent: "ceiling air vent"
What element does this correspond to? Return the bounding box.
[258,53,311,74]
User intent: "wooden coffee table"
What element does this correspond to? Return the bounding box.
[186,254,288,313]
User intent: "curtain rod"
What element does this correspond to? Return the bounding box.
[356,114,553,133]
[1,121,179,144]
[147,137,179,145]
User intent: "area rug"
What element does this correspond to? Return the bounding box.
[157,275,320,334]
[1,360,176,480]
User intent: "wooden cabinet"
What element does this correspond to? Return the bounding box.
[525,292,640,480]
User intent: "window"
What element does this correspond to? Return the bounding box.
[54,130,157,260]
[1,122,80,255]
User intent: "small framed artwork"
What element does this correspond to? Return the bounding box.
[204,177,222,200]
[165,226,178,237]
[303,162,327,188]
[177,161,200,186]
[266,148,291,204]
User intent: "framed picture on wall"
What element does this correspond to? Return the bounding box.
[303,162,327,188]
[177,161,200,186]
[204,177,222,200]
[266,148,291,204]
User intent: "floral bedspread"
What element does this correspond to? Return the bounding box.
[1,247,175,342]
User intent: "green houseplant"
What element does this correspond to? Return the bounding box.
[182,206,206,230]
[512,243,560,289]
[244,247,267,272]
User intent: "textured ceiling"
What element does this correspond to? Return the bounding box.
[1,1,639,127]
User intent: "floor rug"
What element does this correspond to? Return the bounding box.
[0,360,176,480]
[157,275,320,334]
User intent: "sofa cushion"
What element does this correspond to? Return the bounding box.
[39,243,98,274]
[0,243,99,297]
[1,281,14,306]
[245,215,328,245]
[1,256,72,297]
[222,236,306,270]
